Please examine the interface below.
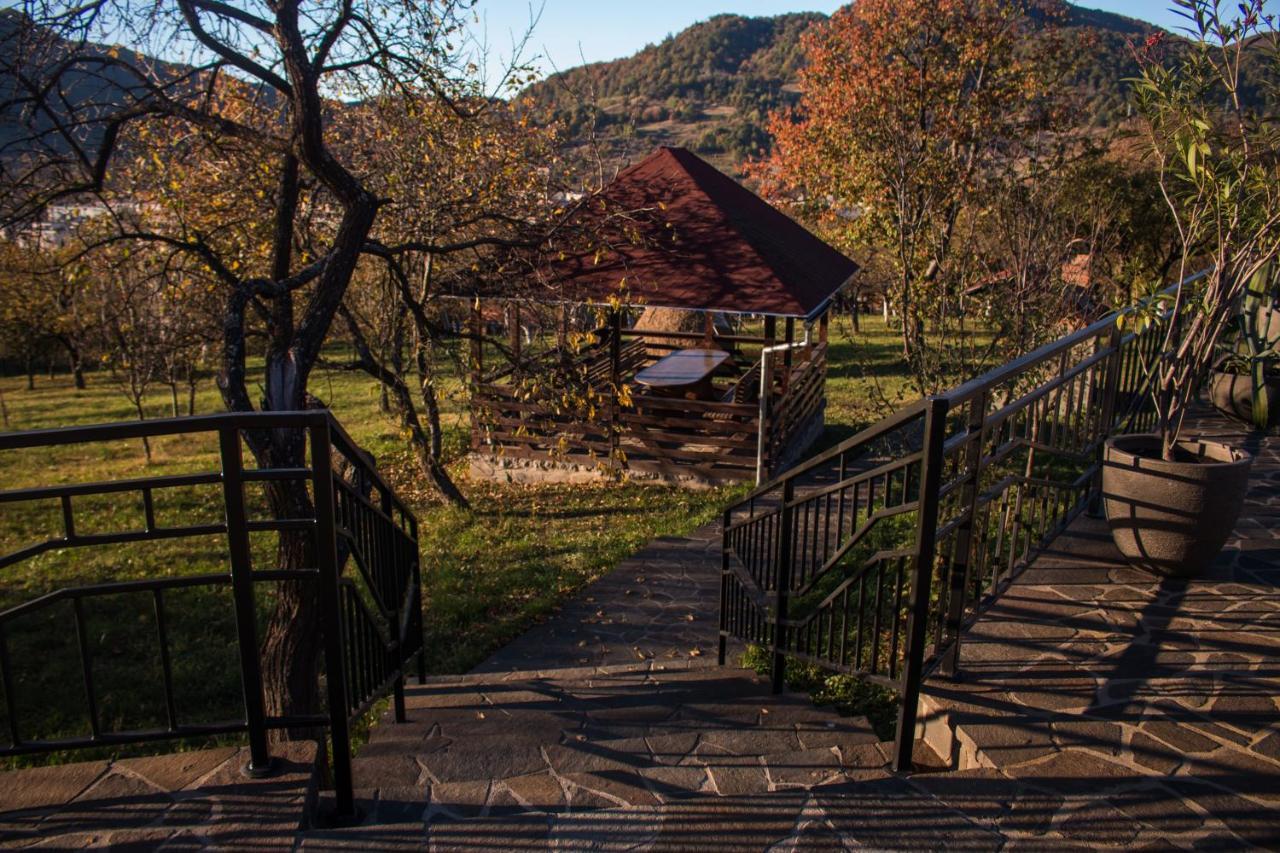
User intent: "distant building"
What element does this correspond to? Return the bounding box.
[3,200,121,248]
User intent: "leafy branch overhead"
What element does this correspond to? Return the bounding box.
[1124,0,1280,456]
[0,0,550,732]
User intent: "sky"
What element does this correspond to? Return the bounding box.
[469,1,1211,91]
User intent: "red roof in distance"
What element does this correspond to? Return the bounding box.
[547,147,859,320]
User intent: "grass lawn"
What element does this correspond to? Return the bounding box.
[0,315,914,763]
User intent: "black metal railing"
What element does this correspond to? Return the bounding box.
[720,276,1197,771]
[0,411,423,817]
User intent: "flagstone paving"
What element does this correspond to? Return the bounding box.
[0,742,317,849]
[916,414,1280,851]
[4,412,1278,849]
[305,410,1280,849]
[474,527,725,673]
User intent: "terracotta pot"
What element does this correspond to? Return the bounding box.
[1207,369,1280,428]
[1102,434,1251,577]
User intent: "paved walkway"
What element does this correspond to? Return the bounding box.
[8,415,1277,849]
[309,411,1280,849]
[474,527,724,673]
[0,743,317,848]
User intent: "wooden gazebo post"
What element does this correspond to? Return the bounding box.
[783,317,795,392]
[506,302,521,374]
[608,309,622,471]
[469,300,484,452]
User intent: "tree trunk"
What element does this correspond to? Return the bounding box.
[169,370,181,418]
[257,451,323,737]
[249,175,379,735]
[25,355,34,391]
[416,368,469,509]
[71,354,86,389]
[132,398,152,463]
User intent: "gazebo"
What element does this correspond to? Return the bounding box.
[468,146,858,486]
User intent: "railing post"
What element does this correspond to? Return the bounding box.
[718,508,730,667]
[772,477,796,694]
[893,397,949,772]
[411,515,426,685]
[381,486,407,725]
[1089,324,1124,517]
[940,391,986,677]
[310,421,357,820]
[218,427,272,777]
[756,348,772,484]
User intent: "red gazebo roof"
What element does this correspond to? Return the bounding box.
[547,147,858,321]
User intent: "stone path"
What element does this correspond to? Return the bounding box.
[302,511,988,849]
[305,410,1280,849]
[306,658,1022,851]
[475,527,724,673]
[5,412,1278,849]
[0,742,316,848]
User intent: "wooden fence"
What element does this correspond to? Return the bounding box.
[470,327,828,484]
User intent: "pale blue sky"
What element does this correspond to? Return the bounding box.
[472,1,1209,89]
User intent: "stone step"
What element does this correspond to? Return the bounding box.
[317,668,964,846]
[304,768,1003,851]
[342,665,889,830]
[358,692,872,765]
[0,743,319,848]
[363,668,861,750]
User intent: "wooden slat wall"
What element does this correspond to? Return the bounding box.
[472,340,826,484]
[615,394,758,481]
[768,342,828,463]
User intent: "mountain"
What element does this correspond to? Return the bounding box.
[0,9,271,169]
[523,12,819,173]
[1057,4,1163,125]
[524,13,819,167]
[523,4,1166,174]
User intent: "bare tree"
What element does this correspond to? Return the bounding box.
[0,0,521,730]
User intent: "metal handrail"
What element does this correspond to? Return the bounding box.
[719,269,1208,774]
[0,410,423,820]
[941,270,1205,407]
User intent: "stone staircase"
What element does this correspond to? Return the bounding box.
[0,742,319,849]
[299,662,998,850]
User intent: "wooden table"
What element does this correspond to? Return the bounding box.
[633,348,730,399]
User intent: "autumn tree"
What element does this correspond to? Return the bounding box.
[0,237,101,389]
[754,0,1078,393]
[96,247,168,458]
[0,239,55,389]
[0,0,521,731]
[1053,152,1184,306]
[328,92,568,509]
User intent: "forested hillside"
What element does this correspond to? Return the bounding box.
[523,4,1165,172]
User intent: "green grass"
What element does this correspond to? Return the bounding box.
[0,316,916,764]
[740,644,900,741]
[823,314,919,439]
[0,352,739,762]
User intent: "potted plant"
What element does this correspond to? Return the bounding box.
[1102,0,1280,576]
[1208,262,1280,427]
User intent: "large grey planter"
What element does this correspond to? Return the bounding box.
[1102,434,1252,577]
